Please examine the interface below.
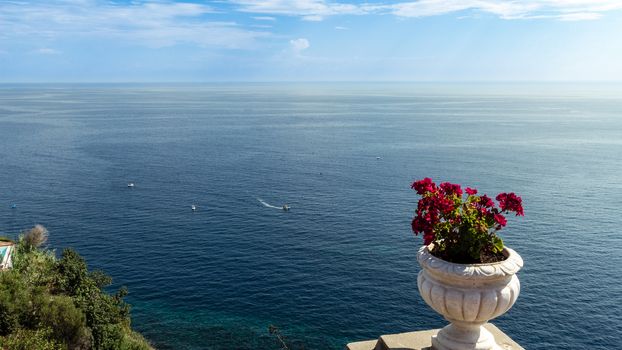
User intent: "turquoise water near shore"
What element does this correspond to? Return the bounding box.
[0,83,620,349]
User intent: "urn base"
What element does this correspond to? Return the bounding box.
[432,323,500,350]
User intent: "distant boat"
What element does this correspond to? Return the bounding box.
[376,156,382,160]
[191,204,197,211]
[127,183,135,188]
[10,204,16,209]
[282,204,290,211]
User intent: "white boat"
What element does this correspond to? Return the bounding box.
[191,205,197,211]
[127,183,135,188]
[282,204,290,211]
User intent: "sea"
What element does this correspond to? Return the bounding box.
[0,83,620,349]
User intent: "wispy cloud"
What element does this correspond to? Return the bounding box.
[290,38,310,55]
[2,0,618,54]
[229,0,364,21]
[385,1,538,19]
[384,0,622,20]
[228,0,622,21]
[556,12,602,21]
[0,1,269,48]
[33,48,61,55]
[253,16,277,21]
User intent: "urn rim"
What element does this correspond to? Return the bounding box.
[417,244,523,280]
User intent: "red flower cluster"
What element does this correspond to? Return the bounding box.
[479,194,494,208]
[440,182,463,196]
[496,192,525,216]
[410,178,524,256]
[494,214,507,227]
[411,177,435,194]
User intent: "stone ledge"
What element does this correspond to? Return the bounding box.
[346,323,524,350]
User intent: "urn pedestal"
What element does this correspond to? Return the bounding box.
[417,245,523,350]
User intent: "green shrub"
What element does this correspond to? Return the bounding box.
[118,329,153,350]
[89,270,113,289]
[12,247,57,288]
[0,227,152,350]
[56,248,89,296]
[40,295,92,349]
[0,328,65,350]
[0,271,28,336]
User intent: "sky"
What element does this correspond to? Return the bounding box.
[1,0,622,82]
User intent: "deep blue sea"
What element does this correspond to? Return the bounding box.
[0,83,620,349]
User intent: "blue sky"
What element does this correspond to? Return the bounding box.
[1,0,621,82]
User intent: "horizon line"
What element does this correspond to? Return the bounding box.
[1,80,622,84]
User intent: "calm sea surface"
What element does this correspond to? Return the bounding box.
[0,83,620,349]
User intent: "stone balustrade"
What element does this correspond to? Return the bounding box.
[346,323,523,350]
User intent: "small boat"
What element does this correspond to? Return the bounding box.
[282,204,290,211]
[376,156,382,160]
[127,183,135,188]
[191,205,197,211]
[10,204,17,209]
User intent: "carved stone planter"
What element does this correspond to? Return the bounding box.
[417,245,523,350]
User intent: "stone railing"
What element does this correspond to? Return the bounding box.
[346,323,523,350]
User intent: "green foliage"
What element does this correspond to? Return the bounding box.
[55,249,132,349]
[119,330,153,350]
[0,271,29,336]
[56,248,89,296]
[40,296,92,349]
[90,270,113,289]
[12,245,57,288]
[0,328,66,350]
[0,226,152,350]
[0,271,79,339]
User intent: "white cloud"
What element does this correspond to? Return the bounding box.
[302,15,325,21]
[0,1,270,48]
[290,38,310,54]
[253,16,276,21]
[229,0,364,21]
[556,12,603,21]
[385,1,538,19]
[33,48,61,55]
[383,0,622,20]
[335,26,349,30]
[228,0,622,21]
[0,0,619,56]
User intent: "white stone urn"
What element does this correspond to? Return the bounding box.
[417,244,523,350]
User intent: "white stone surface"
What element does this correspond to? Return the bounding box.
[345,323,524,350]
[417,245,523,350]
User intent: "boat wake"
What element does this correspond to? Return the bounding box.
[257,198,284,210]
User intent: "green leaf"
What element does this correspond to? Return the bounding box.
[492,236,504,252]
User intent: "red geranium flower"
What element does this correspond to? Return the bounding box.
[496,192,524,216]
[479,195,494,208]
[411,177,436,195]
[494,214,507,227]
[440,182,463,196]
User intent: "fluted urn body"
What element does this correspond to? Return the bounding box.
[417,245,523,350]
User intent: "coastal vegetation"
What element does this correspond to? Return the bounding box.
[0,225,151,350]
